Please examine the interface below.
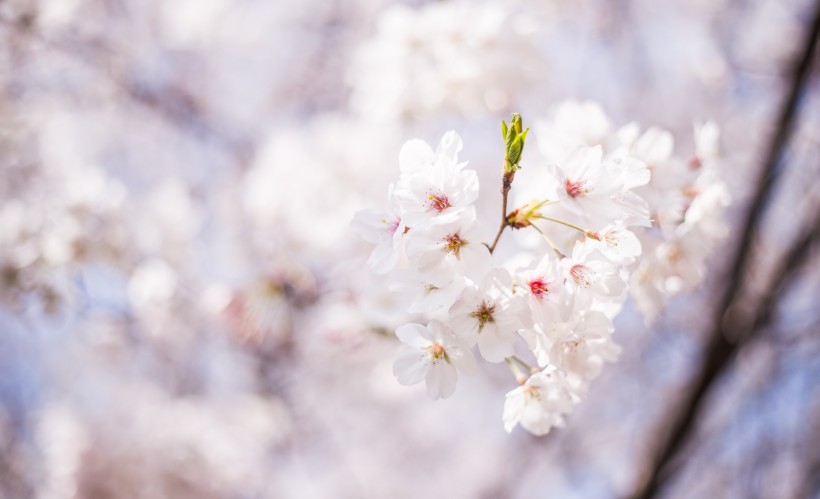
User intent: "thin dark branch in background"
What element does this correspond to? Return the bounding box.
[746,210,820,337]
[804,420,820,499]
[631,3,820,498]
[634,200,820,499]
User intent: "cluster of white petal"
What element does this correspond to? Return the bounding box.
[354,113,705,435]
[348,1,547,122]
[529,101,731,321]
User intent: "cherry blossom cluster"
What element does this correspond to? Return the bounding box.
[353,109,729,436]
[527,101,731,321]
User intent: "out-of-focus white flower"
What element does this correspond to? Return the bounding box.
[37,390,291,498]
[616,125,675,171]
[631,258,671,321]
[503,369,575,436]
[547,324,619,382]
[128,258,178,310]
[244,117,402,258]
[693,121,720,168]
[399,130,465,176]
[535,100,614,162]
[523,304,616,372]
[393,320,476,399]
[625,121,730,321]
[349,1,547,122]
[351,187,406,275]
[684,181,731,240]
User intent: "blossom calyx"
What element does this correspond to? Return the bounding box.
[502,113,530,174]
[506,200,543,229]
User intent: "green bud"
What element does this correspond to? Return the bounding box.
[510,113,523,134]
[502,113,529,173]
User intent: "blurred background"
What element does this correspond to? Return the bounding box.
[0,0,819,497]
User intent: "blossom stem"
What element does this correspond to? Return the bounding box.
[505,357,527,384]
[530,199,557,211]
[487,220,507,254]
[487,170,514,254]
[510,355,537,373]
[530,224,566,259]
[536,215,595,238]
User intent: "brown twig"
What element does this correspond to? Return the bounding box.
[487,171,514,254]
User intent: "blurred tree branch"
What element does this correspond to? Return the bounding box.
[0,10,253,164]
[631,3,820,496]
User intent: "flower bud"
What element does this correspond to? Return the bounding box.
[507,200,543,229]
[501,113,529,173]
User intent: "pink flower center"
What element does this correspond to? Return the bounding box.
[427,192,452,212]
[383,217,401,235]
[561,338,582,353]
[565,178,587,198]
[528,277,549,299]
[444,233,466,258]
[428,342,446,361]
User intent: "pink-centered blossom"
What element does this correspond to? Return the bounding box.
[549,144,650,229]
[351,186,406,274]
[561,241,627,308]
[394,132,478,225]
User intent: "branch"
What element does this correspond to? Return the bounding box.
[631,3,820,497]
[487,172,513,254]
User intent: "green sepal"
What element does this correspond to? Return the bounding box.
[510,113,523,134]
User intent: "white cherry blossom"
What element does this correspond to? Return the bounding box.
[393,166,478,226]
[535,100,613,162]
[549,145,649,229]
[503,369,575,436]
[521,290,615,369]
[693,121,720,169]
[515,254,570,316]
[398,130,465,176]
[448,268,530,363]
[351,190,405,274]
[561,241,627,308]
[388,267,467,315]
[404,207,491,279]
[590,225,642,265]
[546,323,619,382]
[393,320,477,400]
